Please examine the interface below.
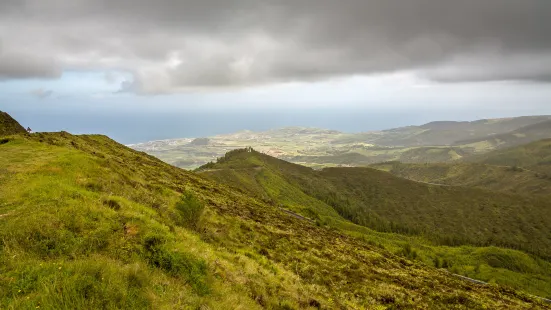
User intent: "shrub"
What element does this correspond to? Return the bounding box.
[174,191,205,230]
[399,243,418,261]
[433,257,442,268]
[142,233,209,295]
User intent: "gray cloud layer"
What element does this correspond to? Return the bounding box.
[1,0,550,92]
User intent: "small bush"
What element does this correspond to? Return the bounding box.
[143,233,209,295]
[103,198,121,211]
[175,191,205,230]
[399,243,418,261]
[433,257,442,268]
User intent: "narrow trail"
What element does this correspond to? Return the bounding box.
[278,207,314,222]
[403,179,453,187]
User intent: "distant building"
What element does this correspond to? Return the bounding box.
[26,127,33,133]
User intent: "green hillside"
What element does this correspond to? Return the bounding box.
[456,120,551,152]
[199,149,551,298]
[0,111,27,137]
[200,149,551,257]
[469,138,551,173]
[332,116,551,147]
[370,161,551,196]
[3,133,549,308]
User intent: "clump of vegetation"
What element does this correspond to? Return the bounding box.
[174,191,205,230]
[399,243,418,261]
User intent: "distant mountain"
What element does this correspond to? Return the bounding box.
[333,115,551,147]
[0,111,27,136]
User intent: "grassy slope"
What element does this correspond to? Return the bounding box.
[468,138,551,172]
[2,135,547,308]
[455,120,551,151]
[199,149,551,298]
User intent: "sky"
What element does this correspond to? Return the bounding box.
[1,0,551,143]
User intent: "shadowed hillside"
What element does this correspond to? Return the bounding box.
[3,133,549,308]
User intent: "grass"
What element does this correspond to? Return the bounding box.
[0,131,549,308]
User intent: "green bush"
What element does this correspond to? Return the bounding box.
[174,191,205,230]
[142,234,209,295]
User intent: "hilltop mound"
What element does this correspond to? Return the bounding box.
[188,137,210,146]
[0,111,27,136]
[3,133,548,308]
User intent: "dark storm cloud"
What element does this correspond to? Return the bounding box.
[0,0,550,92]
[0,52,61,80]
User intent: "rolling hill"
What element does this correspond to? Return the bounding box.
[469,138,551,172]
[370,160,551,197]
[3,113,549,308]
[456,120,551,151]
[330,115,551,147]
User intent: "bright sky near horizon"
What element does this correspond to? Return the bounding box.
[1,1,551,142]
